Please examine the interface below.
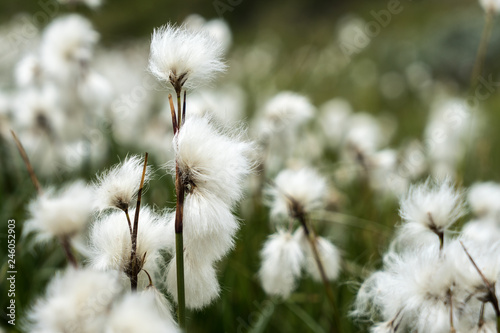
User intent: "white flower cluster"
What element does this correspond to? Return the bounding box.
[354,178,500,332]
[259,168,341,299]
[165,115,254,309]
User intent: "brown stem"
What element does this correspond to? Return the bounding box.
[60,235,78,268]
[129,153,149,291]
[296,213,340,333]
[10,130,43,195]
[124,208,133,236]
[168,94,178,134]
[460,241,500,316]
[182,90,187,125]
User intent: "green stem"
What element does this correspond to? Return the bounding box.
[175,232,186,328]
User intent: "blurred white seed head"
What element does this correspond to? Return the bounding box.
[461,219,500,245]
[105,290,178,333]
[24,180,94,243]
[296,230,341,282]
[149,24,226,90]
[27,268,121,333]
[57,0,103,9]
[260,91,314,135]
[468,182,500,220]
[319,97,352,148]
[94,155,151,211]
[479,0,500,13]
[40,14,99,81]
[267,167,328,222]
[398,177,465,243]
[166,254,220,310]
[89,206,168,278]
[15,54,42,88]
[258,230,304,299]
[174,115,254,207]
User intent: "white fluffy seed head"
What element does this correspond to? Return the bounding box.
[174,115,254,207]
[26,268,121,333]
[267,167,328,222]
[40,14,99,81]
[149,24,226,90]
[88,206,168,279]
[295,229,341,282]
[260,91,314,135]
[105,290,178,333]
[164,192,238,262]
[24,180,95,243]
[166,253,220,310]
[94,155,151,211]
[468,182,500,220]
[479,0,500,13]
[258,230,304,299]
[398,177,465,240]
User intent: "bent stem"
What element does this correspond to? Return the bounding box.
[129,152,149,291]
[60,235,78,268]
[297,213,340,333]
[11,130,43,195]
[470,7,495,91]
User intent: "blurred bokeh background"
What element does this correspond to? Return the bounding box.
[2,0,500,332]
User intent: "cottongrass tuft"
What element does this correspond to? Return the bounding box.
[258,230,304,299]
[94,155,151,212]
[267,167,328,222]
[397,177,465,247]
[105,290,179,333]
[26,268,121,333]
[24,180,94,243]
[166,253,221,310]
[149,24,227,90]
[88,206,169,281]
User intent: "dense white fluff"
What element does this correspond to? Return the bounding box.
[479,0,500,13]
[445,239,500,298]
[258,230,304,299]
[40,14,99,82]
[468,182,500,219]
[94,155,151,211]
[297,230,341,282]
[105,291,178,333]
[462,219,500,245]
[166,254,220,310]
[173,192,237,261]
[89,206,168,277]
[174,115,254,207]
[260,91,314,134]
[268,168,328,221]
[354,244,454,332]
[24,180,94,243]
[398,178,465,242]
[149,24,226,90]
[27,268,121,333]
